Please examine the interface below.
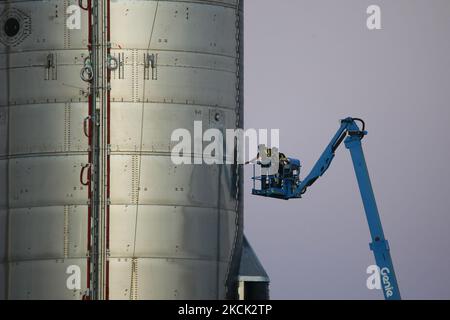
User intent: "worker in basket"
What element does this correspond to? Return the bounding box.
[245,145,280,190]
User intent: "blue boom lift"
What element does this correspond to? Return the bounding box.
[251,117,401,300]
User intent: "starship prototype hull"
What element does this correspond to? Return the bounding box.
[0,0,268,300]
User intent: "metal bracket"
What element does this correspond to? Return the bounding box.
[112,52,125,79]
[45,53,57,80]
[83,115,92,138]
[370,239,390,252]
[80,56,93,82]
[80,163,92,186]
[144,53,158,80]
[107,55,118,71]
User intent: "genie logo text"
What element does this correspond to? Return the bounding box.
[366,265,395,298]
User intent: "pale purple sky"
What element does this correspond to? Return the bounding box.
[243,0,450,299]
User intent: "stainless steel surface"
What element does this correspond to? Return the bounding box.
[0,0,246,299]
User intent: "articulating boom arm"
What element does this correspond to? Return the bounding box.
[294,117,365,196]
[251,118,401,299]
[296,117,401,300]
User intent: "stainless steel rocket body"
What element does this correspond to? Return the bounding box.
[0,0,254,300]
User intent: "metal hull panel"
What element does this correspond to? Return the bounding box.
[8,258,87,300]
[9,206,88,261]
[108,258,229,300]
